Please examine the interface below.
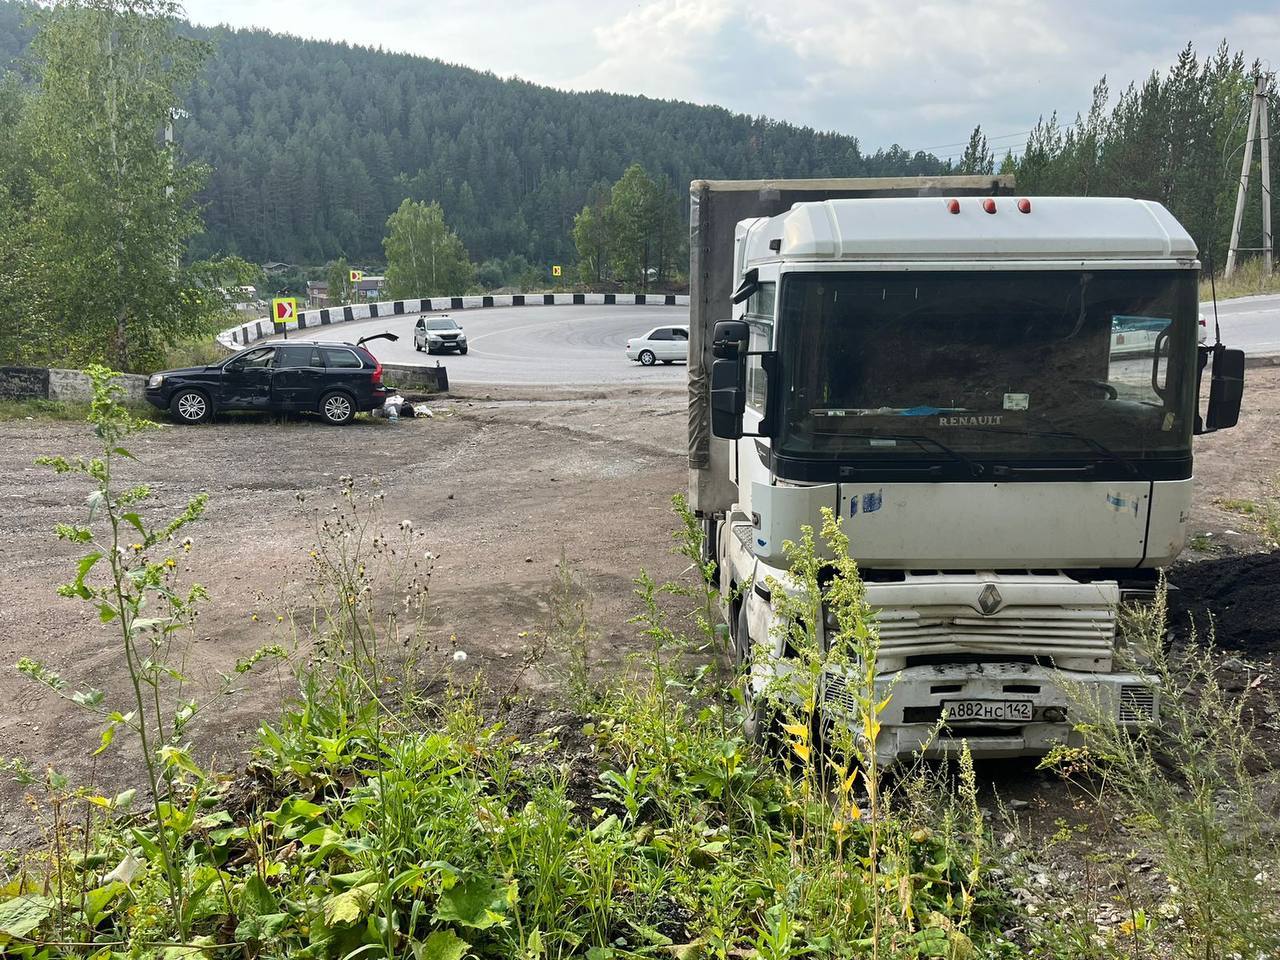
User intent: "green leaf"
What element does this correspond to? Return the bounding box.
[240,875,279,917]
[121,512,145,536]
[84,882,125,925]
[0,894,54,938]
[73,551,102,598]
[414,929,470,960]
[434,875,503,930]
[92,723,116,756]
[322,882,379,927]
[236,912,290,943]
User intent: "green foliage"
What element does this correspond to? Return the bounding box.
[573,164,684,290]
[1035,584,1280,957]
[1,0,257,371]
[383,199,476,299]
[1005,45,1276,270]
[326,256,356,306]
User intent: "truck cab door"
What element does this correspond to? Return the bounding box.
[220,346,276,409]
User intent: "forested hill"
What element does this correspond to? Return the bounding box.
[0,2,947,267]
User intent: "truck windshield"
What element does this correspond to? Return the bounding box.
[777,270,1198,471]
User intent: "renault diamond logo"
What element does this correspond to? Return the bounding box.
[978,584,1003,615]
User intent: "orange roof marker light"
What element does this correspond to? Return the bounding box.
[982,198,998,214]
[1017,198,1032,214]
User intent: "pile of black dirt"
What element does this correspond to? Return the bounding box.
[1167,551,1280,656]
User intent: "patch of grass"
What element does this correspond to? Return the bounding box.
[161,337,229,369]
[1219,481,1280,544]
[1199,256,1280,302]
[1187,532,1218,553]
[1036,584,1280,958]
[0,397,164,423]
[1220,497,1258,515]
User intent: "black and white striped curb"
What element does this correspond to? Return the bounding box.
[218,292,691,349]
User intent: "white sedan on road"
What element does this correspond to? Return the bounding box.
[625,325,689,365]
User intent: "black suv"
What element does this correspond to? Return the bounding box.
[146,341,387,425]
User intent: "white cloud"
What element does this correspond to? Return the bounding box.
[180,0,1276,153]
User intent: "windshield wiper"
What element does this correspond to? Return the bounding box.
[959,425,1140,476]
[825,433,986,478]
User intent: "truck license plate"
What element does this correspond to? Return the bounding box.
[942,700,1033,723]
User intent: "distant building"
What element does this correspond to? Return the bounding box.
[306,280,330,308]
[356,276,385,300]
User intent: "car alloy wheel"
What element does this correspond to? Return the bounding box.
[639,349,656,366]
[172,390,209,424]
[321,392,354,424]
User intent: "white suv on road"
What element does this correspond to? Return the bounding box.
[625,325,689,365]
[414,315,468,355]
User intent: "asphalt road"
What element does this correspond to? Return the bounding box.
[273,304,690,386]
[1202,294,1280,355]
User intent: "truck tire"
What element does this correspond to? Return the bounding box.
[319,390,355,425]
[639,349,656,366]
[170,388,211,424]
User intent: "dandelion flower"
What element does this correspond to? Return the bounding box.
[400,519,413,532]
[452,650,467,663]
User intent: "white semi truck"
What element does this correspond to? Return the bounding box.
[687,177,1246,761]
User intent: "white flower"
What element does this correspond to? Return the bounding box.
[452,650,467,663]
[424,551,436,561]
[400,519,413,532]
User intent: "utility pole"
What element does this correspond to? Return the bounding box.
[1225,74,1273,279]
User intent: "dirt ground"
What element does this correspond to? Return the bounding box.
[2,368,1280,879]
[0,383,690,840]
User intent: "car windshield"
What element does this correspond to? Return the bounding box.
[425,318,459,331]
[777,269,1198,464]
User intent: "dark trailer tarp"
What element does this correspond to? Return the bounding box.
[687,175,1015,515]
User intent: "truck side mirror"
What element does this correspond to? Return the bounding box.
[712,319,750,360]
[1195,344,1245,434]
[710,357,746,439]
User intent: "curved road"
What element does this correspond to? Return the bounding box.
[273,304,689,386]
[1203,294,1280,355]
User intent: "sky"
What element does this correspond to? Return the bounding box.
[182,0,1278,160]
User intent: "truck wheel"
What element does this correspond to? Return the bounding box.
[170,388,210,424]
[639,350,656,366]
[319,391,355,425]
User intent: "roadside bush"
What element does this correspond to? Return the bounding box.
[1033,583,1280,958]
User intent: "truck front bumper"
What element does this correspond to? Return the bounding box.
[821,661,1157,765]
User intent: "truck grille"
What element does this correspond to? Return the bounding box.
[871,605,1115,662]
[1118,683,1156,722]
[823,673,857,714]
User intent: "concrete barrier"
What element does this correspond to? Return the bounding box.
[382,362,448,393]
[0,366,147,403]
[218,291,691,350]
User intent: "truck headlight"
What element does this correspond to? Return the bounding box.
[148,374,164,388]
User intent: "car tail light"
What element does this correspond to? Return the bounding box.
[371,357,383,386]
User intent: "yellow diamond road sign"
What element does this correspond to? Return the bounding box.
[349,269,364,282]
[551,264,562,277]
[272,297,298,324]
